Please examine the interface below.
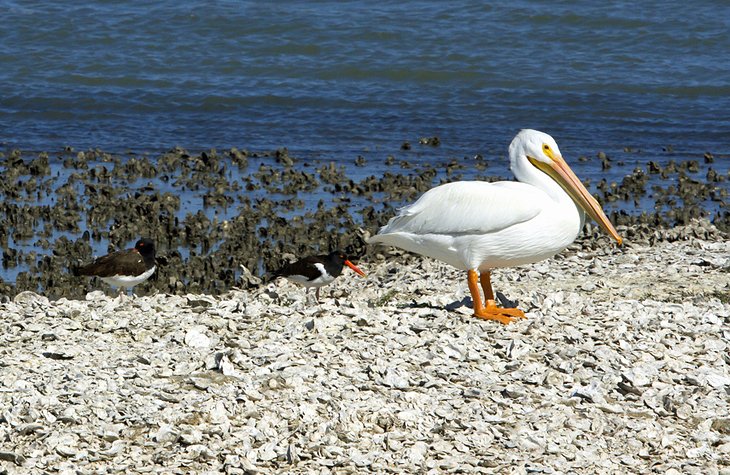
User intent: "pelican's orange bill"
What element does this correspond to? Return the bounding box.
[529,154,622,245]
[344,259,366,277]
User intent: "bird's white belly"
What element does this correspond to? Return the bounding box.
[100,266,156,288]
[286,274,335,288]
[376,208,582,271]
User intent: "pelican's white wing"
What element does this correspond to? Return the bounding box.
[374,181,544,237]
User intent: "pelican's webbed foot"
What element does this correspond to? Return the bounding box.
[473,299,526,325]
[468,269,527,325]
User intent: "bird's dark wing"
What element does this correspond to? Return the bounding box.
[275,256,322,281]
[74,250,147,277]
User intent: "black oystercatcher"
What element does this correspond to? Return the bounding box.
[274,250,366,302]
[72,238,157,296]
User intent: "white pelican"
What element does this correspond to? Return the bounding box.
[368,129,622,324]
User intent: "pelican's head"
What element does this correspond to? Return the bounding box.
[509,129,563,169]
[509,129,622,245]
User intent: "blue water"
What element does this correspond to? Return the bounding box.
[2,0,729,159]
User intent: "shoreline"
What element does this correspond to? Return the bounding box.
[0,146,728,300]
[1,234,728,473]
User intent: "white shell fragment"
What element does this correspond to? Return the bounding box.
[0,229,728,473]
[184,325,211,348]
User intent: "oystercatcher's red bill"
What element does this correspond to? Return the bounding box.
[344,259,366,277]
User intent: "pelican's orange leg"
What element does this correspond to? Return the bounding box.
[479,270,496,301]
[468,270,526,324]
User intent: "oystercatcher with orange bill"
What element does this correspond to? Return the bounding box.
[274,250,366,302]
[72,238,157,296]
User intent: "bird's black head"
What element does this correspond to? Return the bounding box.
[135,238,156,258]
[326,249,366,277]
[327,250,348,265]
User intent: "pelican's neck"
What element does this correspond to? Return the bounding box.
[511,152,587,232]
[511,153,583,213]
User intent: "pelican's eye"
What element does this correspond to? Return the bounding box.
[542,143,554,159]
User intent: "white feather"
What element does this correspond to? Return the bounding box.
[375,181,541,236]
[100,265,156,288]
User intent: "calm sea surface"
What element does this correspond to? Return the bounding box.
[2,1,729,158]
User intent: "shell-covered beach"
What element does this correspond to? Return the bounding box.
[3,2,730,473]
[2,222,728,474]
